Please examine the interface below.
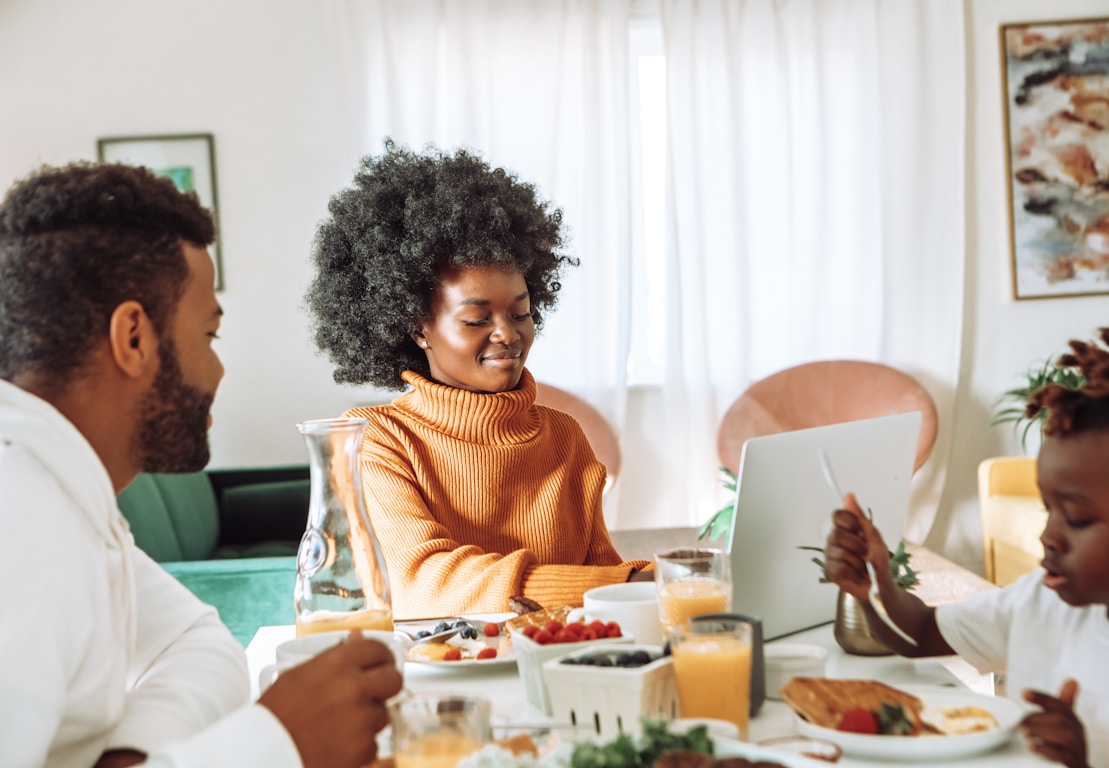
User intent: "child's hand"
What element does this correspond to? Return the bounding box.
[1021,679,1088,768]
[822,492,891,602]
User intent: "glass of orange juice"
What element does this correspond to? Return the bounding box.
[655,547,732,636]
[389,692,491,768]
[670,617,752,740]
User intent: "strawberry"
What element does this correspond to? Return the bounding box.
[442,648,463,661]
[483,622,500,637]
[837,708,879,734]
[476,647,497,660]
[543,620,564,635]
[522,625,540,639]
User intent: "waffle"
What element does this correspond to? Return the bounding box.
[780,677,923,733]
[503,604,576,634]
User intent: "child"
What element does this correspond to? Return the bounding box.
[824,328,1109,768]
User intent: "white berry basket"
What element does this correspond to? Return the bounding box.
[512,632,632,715]
[542,644,677,740]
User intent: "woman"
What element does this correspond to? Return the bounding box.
[305,141,650,619]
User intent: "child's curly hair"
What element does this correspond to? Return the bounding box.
[1026,327,1109,438]
[304,140,576,391]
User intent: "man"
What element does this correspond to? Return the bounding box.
[0,162,402,768]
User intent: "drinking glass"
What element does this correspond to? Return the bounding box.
[670,616,752,740]
[389,692,491,768]
[655,547,732,636]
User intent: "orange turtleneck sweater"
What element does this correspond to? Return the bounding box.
[345,368,649,620]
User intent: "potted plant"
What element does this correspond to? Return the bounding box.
[696,467,738,543]
[991,357,1084,453]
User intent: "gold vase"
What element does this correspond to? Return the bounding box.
[833,589,893,656]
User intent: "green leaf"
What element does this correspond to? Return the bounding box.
[876,702,916,736]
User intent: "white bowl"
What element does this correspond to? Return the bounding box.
[763,643,828,700]
[512,630,632,715]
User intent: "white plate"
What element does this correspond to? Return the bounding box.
[794,689,1023,761]
[402,623,516,671]
[714,737,834,767]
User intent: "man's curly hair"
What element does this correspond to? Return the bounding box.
[0,162,214,387]
[305,140,577,391]
[1026,327,1109,438]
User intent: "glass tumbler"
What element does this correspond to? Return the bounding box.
[655,547,733,636]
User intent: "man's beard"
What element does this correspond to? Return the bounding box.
[135,340,215,474]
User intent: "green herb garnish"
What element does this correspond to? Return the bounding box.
[877,702,916,735]
[569,718,714,768]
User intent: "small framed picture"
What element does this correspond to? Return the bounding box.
[999,17,1109,300]
[97,133,224,290]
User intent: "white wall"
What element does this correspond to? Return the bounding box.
[931,0,1109,569]
[0,0,393,470]
[2,0,1105,569]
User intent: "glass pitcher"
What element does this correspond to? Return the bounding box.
[295,417,393,636]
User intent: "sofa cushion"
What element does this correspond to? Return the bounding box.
[148,473,221,560]
[119,474,186,562]
[163,556,297,646]
[219,478,310,547]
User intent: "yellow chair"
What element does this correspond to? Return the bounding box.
[977,456,1045,586]
[535,382,621,496]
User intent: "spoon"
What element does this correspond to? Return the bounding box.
[817,449,918,647]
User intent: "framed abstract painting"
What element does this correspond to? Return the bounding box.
[98,133,224,290]
[1000,17,1109,300]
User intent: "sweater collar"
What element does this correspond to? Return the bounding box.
[395,368,542,444]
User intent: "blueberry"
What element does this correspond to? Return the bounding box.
[451,619,471,629]
[416,630,432,639]
[460,625,479,640]
[662,641,671,656]
[631,651,652,666]
[433,621,451,634]
[594,656,614,667]
[615,652,635,667]
[560,657,580,665]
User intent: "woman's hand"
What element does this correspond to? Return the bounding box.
[1021,680,1089,768]
[822,492,891,602]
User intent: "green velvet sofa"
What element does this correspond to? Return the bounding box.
[116,466,310,645]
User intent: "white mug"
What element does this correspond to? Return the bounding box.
[258,629,405,693]
[568,581,664,647]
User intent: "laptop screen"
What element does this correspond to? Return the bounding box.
[724,412,921,640]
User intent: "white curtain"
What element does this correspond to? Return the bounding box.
[326,0,637,526]
[329,0,967,541]
[658,0,966,542]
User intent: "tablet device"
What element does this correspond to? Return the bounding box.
[725,411,921,640]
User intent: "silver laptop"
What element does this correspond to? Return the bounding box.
[725,412,921,640]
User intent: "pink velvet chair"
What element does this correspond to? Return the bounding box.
[535,382,621,495]
[716,360,938,474]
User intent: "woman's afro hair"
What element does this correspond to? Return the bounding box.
[304,140,576,391]
[1027,327,1109,438]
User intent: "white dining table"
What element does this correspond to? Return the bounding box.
[245,618,1049,767]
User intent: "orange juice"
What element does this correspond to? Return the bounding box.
[295,607,393,636]
[658,579,732,633]
[394,732,484,768]
[671,633,752,739]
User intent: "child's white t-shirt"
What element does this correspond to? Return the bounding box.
[936,568,1109,767]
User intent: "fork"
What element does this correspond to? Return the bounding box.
[817,449,918,647]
